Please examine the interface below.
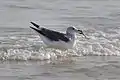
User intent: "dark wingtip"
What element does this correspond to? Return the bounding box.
[29,26,35,30]
[29,26,40,33]
[30,22,39,28]
[29,26,33,29]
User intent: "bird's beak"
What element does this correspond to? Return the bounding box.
[77,30,89,39]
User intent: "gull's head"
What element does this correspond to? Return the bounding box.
[67,27,83,34]
[66,26,87,38]
[67,27,77,34]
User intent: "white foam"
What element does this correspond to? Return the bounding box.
[0,29,120,61]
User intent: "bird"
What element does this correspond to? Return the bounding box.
[30,22,87,49]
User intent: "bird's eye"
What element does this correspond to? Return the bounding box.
[72,28,75,30]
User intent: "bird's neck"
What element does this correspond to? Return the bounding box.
[66,32,76,40]
[66,32,76,48]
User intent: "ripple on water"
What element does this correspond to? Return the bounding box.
[84,64,120,79]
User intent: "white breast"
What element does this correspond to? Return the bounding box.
[39,34,76,49]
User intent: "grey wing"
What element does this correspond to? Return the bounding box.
[30,22,69,42]
[40,28,70,42]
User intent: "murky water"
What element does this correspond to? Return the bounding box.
[0,0,120,80]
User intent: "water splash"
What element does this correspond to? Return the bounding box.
[0,28,120,61]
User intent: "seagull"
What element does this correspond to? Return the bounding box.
[30,22,87,49]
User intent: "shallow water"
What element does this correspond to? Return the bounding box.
[0,0,120,80]
[1,57,120,80]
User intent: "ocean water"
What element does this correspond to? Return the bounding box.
[0,0,120,80]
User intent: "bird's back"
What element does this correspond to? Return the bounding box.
[37,28,70,42]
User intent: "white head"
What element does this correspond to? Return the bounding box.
[66,26,83,34]
[66,26,87,38]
